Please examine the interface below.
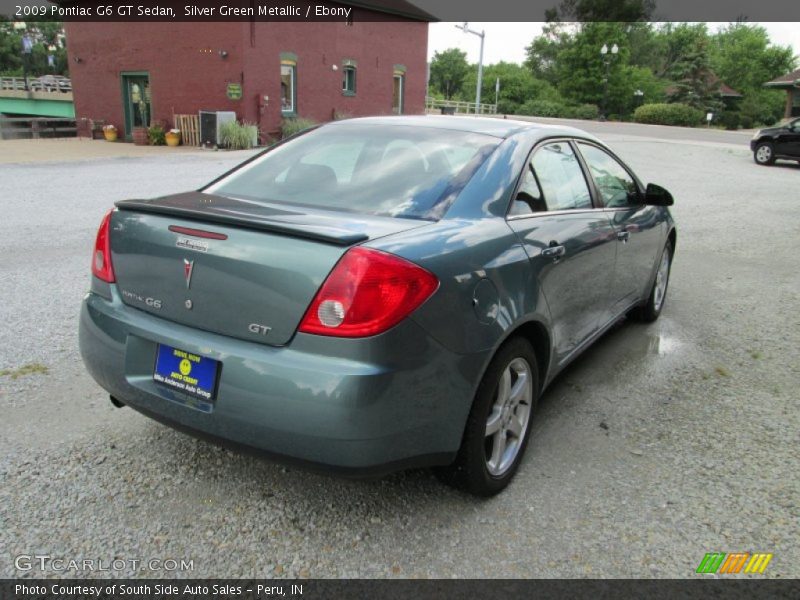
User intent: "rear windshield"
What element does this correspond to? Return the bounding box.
[205,124,500,220]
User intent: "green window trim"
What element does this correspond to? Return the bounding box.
[342,64,357,96]
[393,64,407,75]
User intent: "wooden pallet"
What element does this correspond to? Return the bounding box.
[174,114,200,147]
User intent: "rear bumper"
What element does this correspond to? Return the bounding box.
[749,140,758,151]
[79,286,482,474]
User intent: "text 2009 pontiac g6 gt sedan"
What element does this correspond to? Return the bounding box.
[80,116,675,496]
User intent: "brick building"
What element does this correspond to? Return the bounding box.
[64,4,431,141]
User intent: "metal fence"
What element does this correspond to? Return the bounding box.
[0,76,72,94]
[425,97,498,115]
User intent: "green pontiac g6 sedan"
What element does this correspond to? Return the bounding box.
[79,116,676,496]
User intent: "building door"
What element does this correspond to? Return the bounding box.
[121,72,151,140]
[392,74,404,114]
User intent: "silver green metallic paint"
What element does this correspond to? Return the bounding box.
[79,116,675,475]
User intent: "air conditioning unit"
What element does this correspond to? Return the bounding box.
[199,110,236,146]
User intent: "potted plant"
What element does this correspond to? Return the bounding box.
[102,124,118,142]
[147,125,166,146]
[165,128,181,147]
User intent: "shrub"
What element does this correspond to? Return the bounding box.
[566,104,600,120]
[633,103,703,127]
[719,111,740,130]
[219,120,258,150]
[739,115,754,130]
[517,99,567,118]
[281,117,317,138]
[147,125,166,145]
[759,114,778,127]
[496,99,520,115]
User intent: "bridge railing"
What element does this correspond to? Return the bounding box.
[0,76,72,94]
[425,97,497,115]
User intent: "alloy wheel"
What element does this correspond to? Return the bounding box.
[484,357,533,476]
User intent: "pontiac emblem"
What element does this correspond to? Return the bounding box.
[183,259,194,289]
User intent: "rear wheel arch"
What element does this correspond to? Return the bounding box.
[511,320,551,393]
[475,319,551,397]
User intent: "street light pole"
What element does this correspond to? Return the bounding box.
[456,23,485,114]
[600,43,618,120]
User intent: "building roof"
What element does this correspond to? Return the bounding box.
[716,81,742,98]
[764,67,800,88]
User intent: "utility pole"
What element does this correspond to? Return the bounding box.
[457,23,485,114]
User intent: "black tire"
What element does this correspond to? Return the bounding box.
[631,240,673,323]
[753,142,775,166]
[436,337,539,496]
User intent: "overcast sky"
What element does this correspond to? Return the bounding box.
[428,22,800,66]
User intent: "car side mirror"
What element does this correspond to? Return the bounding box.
[644,183,674,206]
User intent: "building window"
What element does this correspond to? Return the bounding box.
[341,59,357,96]
[393,65,406,114]
[281,64,295,114]
[280,54,297,115]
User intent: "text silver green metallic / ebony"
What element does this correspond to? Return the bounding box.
[79,116,676,496]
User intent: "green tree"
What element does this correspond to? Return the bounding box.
[0,19,68,77]
[550,0,655,21]
[428,48,470,100]
[651,24,723,115]
[551,22,630,108]
[460,61,561,114]
[709,23,796,93]
[524,21,573,85]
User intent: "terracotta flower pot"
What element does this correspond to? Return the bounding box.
[165,132,181,147]
[103,129,118,142]
[132,127,149,146]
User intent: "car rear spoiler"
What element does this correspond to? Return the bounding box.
[115,199,369,246]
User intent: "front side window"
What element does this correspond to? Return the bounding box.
[206,124,499,220]
[577,142,640,207]
[281,64,295,114]
[342,66,356,95]
[529,142,592,212]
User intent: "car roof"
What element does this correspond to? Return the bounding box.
[324,115,600,142]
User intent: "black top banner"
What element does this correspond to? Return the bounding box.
[1,0,800,21]
[3,579,800,600]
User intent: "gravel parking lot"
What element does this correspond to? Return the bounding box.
[1,127,798,579]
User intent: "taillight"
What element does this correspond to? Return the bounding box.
[92,209,115,283]
[298,247,438,338]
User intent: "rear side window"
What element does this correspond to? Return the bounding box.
[206,124,499,221]
[577,142,640,207]
[528,142,592,212]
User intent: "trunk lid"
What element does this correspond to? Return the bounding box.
[111,191,429,346]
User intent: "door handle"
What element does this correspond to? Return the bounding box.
[617,231,630,242]
[541,245,566,259]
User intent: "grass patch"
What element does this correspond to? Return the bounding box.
[0,362,49,380]
[714,366,731,378]
[750,350,763,360]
